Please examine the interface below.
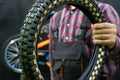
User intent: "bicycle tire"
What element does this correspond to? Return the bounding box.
[19,0,107,80]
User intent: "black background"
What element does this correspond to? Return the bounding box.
[0,0,34,80]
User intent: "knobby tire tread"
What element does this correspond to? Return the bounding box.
[19,0,106,80]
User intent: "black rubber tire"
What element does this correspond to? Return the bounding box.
[19,0,106,80]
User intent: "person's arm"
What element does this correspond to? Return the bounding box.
[49,15,55,80]
[92,3,120,63]
[92,3,120,49]
[49,16,55,60]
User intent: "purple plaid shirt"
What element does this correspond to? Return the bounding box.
[49,1,120,78]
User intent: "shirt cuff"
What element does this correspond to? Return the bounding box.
[109,37,120,52]
[109,37,120,64]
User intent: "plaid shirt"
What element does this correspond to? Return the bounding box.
[49,1,120,78]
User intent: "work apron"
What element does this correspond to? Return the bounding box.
[51,29,89,80]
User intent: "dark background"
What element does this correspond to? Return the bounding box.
[0,0,120,80]
[0,0,34,48]
[0,0,34,80]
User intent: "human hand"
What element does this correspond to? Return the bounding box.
[91,22,117,49]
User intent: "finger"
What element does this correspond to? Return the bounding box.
[93,39,115,45]
[92,22,116,30]
[93,34,113,40]
[92,29,117,35]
